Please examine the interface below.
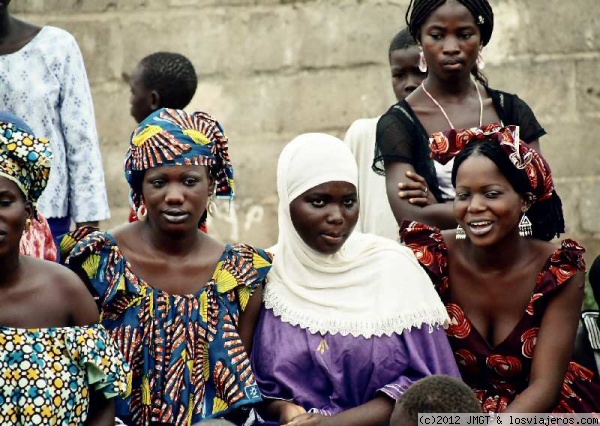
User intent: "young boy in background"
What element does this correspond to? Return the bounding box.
[343,28,425,241]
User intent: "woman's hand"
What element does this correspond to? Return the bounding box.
[398,170,436,206]
[286,412,333,426]
[278,401,307,425]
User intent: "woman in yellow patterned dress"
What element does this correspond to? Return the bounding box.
[0,117,128,424]
[61,108,273,425]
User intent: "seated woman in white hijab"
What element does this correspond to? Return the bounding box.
[251,133,460,425]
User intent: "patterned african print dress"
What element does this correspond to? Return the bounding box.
[401,222,600,413]
[0,324,128,425]
[62,229,272,425]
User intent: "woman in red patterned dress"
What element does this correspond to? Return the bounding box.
[401,126,600,413]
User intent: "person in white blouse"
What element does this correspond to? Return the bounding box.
[0,0,110,245]
[344,28,426,241]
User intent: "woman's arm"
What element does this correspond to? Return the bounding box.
[503,272,585,413]
[385,162,456,229]
[84,389,115,426]
[260,399,307,424]
[238,284,263,354]
[286,396,393,426]
[60,269,117,425]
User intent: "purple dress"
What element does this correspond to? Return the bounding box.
[252,308,460,422]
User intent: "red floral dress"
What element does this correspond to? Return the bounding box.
[401,222,600,413]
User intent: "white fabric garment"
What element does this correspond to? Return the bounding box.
[0,26,110,221]
[264,133,449,337]
[344,117,399,241]
[434,157,456,201]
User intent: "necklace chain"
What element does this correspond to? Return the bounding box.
[421,78,483,130]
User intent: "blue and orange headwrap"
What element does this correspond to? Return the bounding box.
[0,112,52,207]
[124,108,234,211]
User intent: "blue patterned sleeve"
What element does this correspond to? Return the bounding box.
[57,32,110,223]
[214,244,273,312]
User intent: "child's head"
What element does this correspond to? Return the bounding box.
[129,52,198,123]
[388,27,425,101]
[390,375,482,426]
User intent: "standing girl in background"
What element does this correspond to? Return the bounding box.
[374,0,546,230]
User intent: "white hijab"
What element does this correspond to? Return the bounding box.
[264,133,449,337]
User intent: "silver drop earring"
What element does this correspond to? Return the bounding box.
[418,46,428,73]
[518,214,532,237]
[456,225,466,240]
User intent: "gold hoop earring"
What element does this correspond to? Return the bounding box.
[136,204,148,221]
[24,218,32,233]
[207,198,217,216]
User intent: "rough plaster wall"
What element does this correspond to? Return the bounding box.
[13,0,600,260]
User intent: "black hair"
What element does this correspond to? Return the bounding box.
[391,375,481,426]
[451,140,565,242]
[388,27,417,58]
[139,52,198,109]
[405,0,493,85]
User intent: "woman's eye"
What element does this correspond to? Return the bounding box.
[184,178,198,186]
[343,199,356,207]
[430,33,443,40]
[311,200,325,208]
[151,180,166,188]
[0,199,13,207]
[460,33,473,39]
[456,193,469,201]
[485,191,500,199]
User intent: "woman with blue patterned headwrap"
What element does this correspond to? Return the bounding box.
[0,111,58,261]
[61,108,273,425]
[0,115,129,424]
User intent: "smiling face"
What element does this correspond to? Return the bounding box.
[289,181,359,255]
[0,176,31,257]
[454,154,528,246]
[419,0,481,80]
[390,46,426,101]
[141,165,214,234]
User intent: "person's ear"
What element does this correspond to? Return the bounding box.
[521,192,535,213]
[24,201,34,220]
[150,90,161,110]
[206,169,216,196]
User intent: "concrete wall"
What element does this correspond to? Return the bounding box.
[14,0,600,260]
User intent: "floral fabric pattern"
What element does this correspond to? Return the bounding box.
[0,26,109,222]
[0,324,128,425]
[401,221,600,413]
[63,229,272,425]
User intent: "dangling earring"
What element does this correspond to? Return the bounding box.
[518,214,532,237]
[207,195,217,216]
[418,46,428,73]
[455,225,466,240]
[23,218,32,233]
[477,48,485,70]
[136,203,148,221]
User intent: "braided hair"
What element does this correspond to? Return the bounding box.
[405,0,493,84]
[139,52,198,110]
